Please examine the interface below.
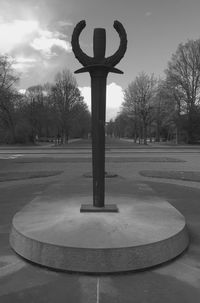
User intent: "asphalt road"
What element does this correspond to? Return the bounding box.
[0,139,200,302]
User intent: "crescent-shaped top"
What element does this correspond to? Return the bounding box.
[71,20,127,67]
[71,20,94,66]
[104,21,127,67]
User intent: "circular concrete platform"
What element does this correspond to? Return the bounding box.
[10,195,189,273]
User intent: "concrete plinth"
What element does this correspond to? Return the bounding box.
[10,195,189,273]
[80,204,119,212]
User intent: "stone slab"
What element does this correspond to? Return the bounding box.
[10,195,189,273]
[83,171,118,178]
[80,204,119,212]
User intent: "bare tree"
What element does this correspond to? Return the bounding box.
[123,82,140,142]
[159,78,187,144]
[165,39,200,143]
[69,101,91,138]
[51,69,83,143]
[123,72,157,144]
[0,55,19,142]
[24,85,46,142]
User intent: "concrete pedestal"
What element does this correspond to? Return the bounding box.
[80,204,119,212]
[10,194,189,273]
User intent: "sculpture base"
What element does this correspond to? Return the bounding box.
[80,204,119,212]
[10,195,189,273]
[83,172,118,178]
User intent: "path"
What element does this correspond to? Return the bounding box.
[0,138,200,302]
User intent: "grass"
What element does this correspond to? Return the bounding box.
[140,170,200,182]
[0,171,63,182]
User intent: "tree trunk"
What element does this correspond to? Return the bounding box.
[149,131,152,143]
[155,120,160,142]
[138,120,142,144]
[175,124,180,145]
[62,131,68,144]
[187,103,196,144]
[8,117,16,143]
[134,132,137,143]
[143,122,147,145]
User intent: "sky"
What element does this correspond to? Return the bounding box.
[1,0,200,121]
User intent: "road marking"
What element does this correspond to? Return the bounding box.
[10,154,23,159]
[97,278,100,303]
[0,154,23,159]
[0,255,26,278]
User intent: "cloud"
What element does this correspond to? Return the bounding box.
[0,20,39,53]
[18,89,26,94]
[0,3,73,89]
[13,56,37,71]
[16,57,37,63]
[0,19,71,59]
[79,82,124,121]
[107,82,124,108]
[30,29,71,58]
[58,20,73,27]
[79,86,90,106]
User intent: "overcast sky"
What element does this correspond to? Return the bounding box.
[1,0,200,120]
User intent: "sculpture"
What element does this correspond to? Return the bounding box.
[71,20,127,211]
[9,21,189,274]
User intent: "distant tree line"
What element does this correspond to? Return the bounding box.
[107,38,200,144]
[0,56,90,144]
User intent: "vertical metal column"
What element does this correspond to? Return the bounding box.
[91,69,108,207]
[71,20,127,212]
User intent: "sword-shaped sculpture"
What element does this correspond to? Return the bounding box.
[71,20,127,212]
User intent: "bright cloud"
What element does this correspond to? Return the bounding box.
[58,20,73,27]
[79,86,91,108]
[79,82,124,121]
[13,56,37,70]
[18,89,26,95]
[107,82,124,108]
[0,19,71,58]
[16,57,37,63]
[0,20,39,53]
[31,29,71,58]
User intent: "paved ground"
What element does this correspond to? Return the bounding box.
[0,138,200,302]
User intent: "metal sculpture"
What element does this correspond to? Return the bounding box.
[71,20,127,212]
